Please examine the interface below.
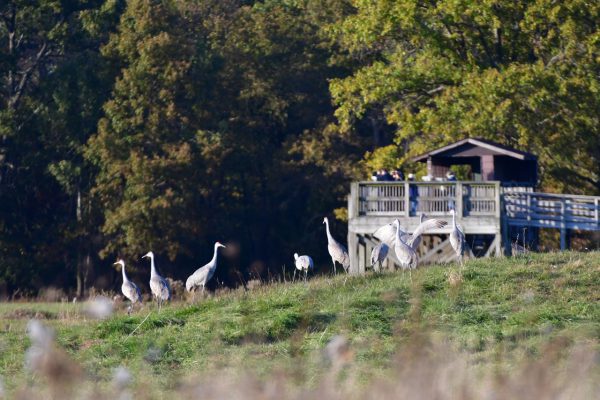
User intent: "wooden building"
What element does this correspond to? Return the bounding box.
[412,137,537,185]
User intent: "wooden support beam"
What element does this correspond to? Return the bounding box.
[560,198,567,250]
[358,236,366,274]
[484,235,500,257]
[347,231,359,275]
[456,182,463,217]
[420,237,452,264]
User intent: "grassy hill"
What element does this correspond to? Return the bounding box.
[1,252,599,398]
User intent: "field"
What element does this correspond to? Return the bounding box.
[1,252,599,398]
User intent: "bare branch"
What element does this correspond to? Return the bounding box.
[8,41,51,110]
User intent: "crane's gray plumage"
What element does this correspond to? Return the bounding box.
[449,209,466,265]
[186,242,226,293]
[374,215,448,251]
[142,251,170,311]
[293,253,313,281]
[114,259,142,315]
[370,243,389,272]
[392,219,418,272]
[323,217,350,274]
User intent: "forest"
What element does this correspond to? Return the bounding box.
[0,0,598,296]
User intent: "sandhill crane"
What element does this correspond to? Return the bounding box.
[142,251,170,311]
[293,253,313,281]
[114,259,142,315]
[370,243,389,272]
[374,214,448,251]
[323,217,350,274]
[392,219,418,279]
[449,209,465,265]
[186,242,227,294]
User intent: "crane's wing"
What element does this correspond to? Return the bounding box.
[373,222,408,247]
[408,218,448,248]
[411,218,448,239]
[449,229,465,256]
[379,243,389,260]
[160,277,171,300]
[370,245,380,266]
[330,241,350,270]
[186,265,210,290]
[371,243,389,265]
[299,256,314,270]
[123,281,142,303]
[328,240,349,263]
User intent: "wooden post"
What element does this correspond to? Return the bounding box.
[494,182,502,257]
[526,193,531,224]
[495,181,501,220]
[358,236,365,275]
[404,181,410,217]
[347,231,359,275]
[560,198,567,250]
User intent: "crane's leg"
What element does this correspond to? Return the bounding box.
[305,269,308,282]
[293,269,296,282]
[332,259,337,276]
[127,303,132,316]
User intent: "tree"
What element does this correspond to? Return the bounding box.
[329,0,600,193]
[0,0,118,294]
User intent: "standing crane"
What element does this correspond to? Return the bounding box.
[293,253,313,281]
[186,242,227,294]
[141,251,171,311]
[370,243,389,272]
[392,219,418,279]
[449,209,466,265]
[114,259,142,315]
[323,217,350,274]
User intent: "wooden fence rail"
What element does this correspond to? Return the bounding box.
[503,191,600,231]
[355,181,501,218]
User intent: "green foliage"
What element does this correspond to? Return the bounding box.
[330,0,600,193]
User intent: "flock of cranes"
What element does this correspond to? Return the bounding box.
[115,214,465,312]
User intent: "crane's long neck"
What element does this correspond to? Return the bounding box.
[395,222,408,247]
[150,256,157,277]
[452,211,457,229]
[211,245,220,267]
[121,263,128,282]
[325,219,333,242]
[394,222,402,243]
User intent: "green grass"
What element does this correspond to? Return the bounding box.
[1,252,599,395]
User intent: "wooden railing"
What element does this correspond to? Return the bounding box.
[503,191,600,231]
[352,181,501,218]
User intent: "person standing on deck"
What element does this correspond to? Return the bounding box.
[408,173,419,215]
